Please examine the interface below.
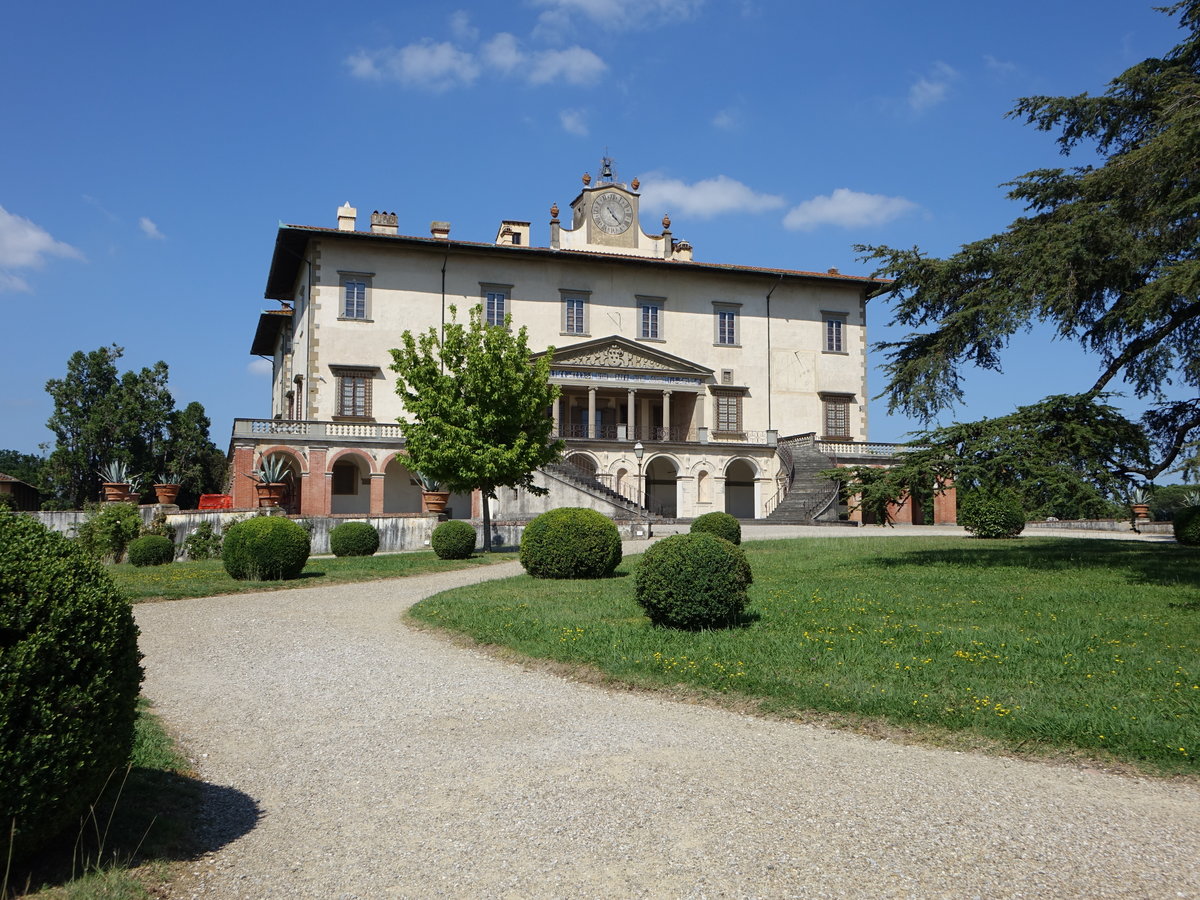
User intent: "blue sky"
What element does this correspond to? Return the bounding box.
[0,1,1185,455]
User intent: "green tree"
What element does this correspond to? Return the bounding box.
[0,450,46,489]
[829,395,1137,522]
[44,346,224,508]
[390,305,563,551]
[861,1,1200,486]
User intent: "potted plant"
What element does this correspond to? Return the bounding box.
[414,469,450,514]
[153,472,182,506]
[1129,484,1152,521]
[252,454,291,508]
[97,460,132,502]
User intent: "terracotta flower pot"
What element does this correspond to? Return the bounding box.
[154,483,181,505]
[102,482,130,502]
[256,482,287,508]
[421,490,451,514]
[1131,503,1151,520]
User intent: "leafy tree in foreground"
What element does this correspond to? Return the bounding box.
[860,1,1200,489]
[390,305,563,551]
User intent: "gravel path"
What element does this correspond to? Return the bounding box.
[135,531,1200,899]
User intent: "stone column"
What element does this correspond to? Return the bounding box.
[587,387,597,439]
[662,390,672,441]
[886,492,913,525]
[627,389,636,440]
[231,445,257,509]
[640,396,651,439]
[933,477,958,525]
[551,395,560,438]
[302,448,331,516]
[369,472,386,515]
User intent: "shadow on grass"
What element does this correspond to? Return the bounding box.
[870,538,1200,590]
[7,769,260,896]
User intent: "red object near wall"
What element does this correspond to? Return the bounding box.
[198,494,234,510]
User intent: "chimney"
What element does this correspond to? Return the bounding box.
[370,211,398,235]
[430,221,451,240]
[827,266,840,275]
[337,202,357,231]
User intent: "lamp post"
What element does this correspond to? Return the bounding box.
[633,440,647,539]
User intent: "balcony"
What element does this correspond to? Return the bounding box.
[555,424,779,447]
[231,418,405,443]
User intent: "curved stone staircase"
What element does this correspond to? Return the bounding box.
[764,443,842,524]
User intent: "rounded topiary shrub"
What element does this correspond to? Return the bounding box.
[1174,506,1200,546]
[431,519,476,559]
[127,533,176,567]
[329,521,380,557]
[519,507,622,579]
[0,514,143,860]
[690,510,742,545]
[222,515,311,580]
[635,532,753,630]
[959,492,1026,539]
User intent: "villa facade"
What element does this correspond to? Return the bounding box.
[232,160,944,523]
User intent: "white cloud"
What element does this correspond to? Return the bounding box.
[0,206,83,294]
[247,358,273,377]
[449,10,479,43]
[638,174,785,219]
[532,0,703,37]
[349,34,605,91]
[528,46,607,85]
[139,217,165,240]
[345,42,481,91]
[783,188,916,231]
[907,61,958,112]
[560,108,589,136]
[983,54,1017,77]
[711,107,739,131]
[482,33,523,72]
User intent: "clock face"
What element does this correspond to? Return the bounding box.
[591,191,634,235]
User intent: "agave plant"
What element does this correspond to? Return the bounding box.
[252,454,291,484]
[1128,483,1153,505]
[412,469,443,491]
[156,472,181,486]
[97,460,131,484]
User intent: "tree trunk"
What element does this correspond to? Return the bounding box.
[481,487,492,552]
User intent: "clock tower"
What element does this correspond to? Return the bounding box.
[571,156,642,250]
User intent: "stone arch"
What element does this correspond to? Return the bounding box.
[254,448,304,514]
[383,455,423,514]
[564,451,600,478]
[696,469,711,504]
[327,447,380,474]
[724,457,758,519]
[644,454,680,517]
[329,452,371,515]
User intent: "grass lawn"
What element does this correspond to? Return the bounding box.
[110,550,515,602]
[409,536,1200,775]
[9,701,199,900]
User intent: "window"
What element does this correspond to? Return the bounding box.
[713,303,740,346]
[562,292,589,335]
[823,314,846,353]
[721,369,735,385]
[332,367,374,419]
[714,392,742,433]
[481,284,511,327]
[822,394,853,438]
[339,271,373,320]
[638,296,665,340]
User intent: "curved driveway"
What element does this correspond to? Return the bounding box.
[136,529,1199,898]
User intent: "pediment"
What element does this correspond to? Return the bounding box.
[541,335,713,377]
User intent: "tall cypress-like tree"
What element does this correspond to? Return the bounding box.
[862,1,1200,486]
[390,305,563,551]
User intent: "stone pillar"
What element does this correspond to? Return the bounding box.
[847,491,864,524]
[551,395,560,438]
[302,448,330,516]
[662,390,672,441]
[640,396,651,439]
[369,472,386,515]
[933,477,958,525]
[231,445,256,509]
[886,492,913,525]
[587,387,597,439]
[627,389,636,440]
